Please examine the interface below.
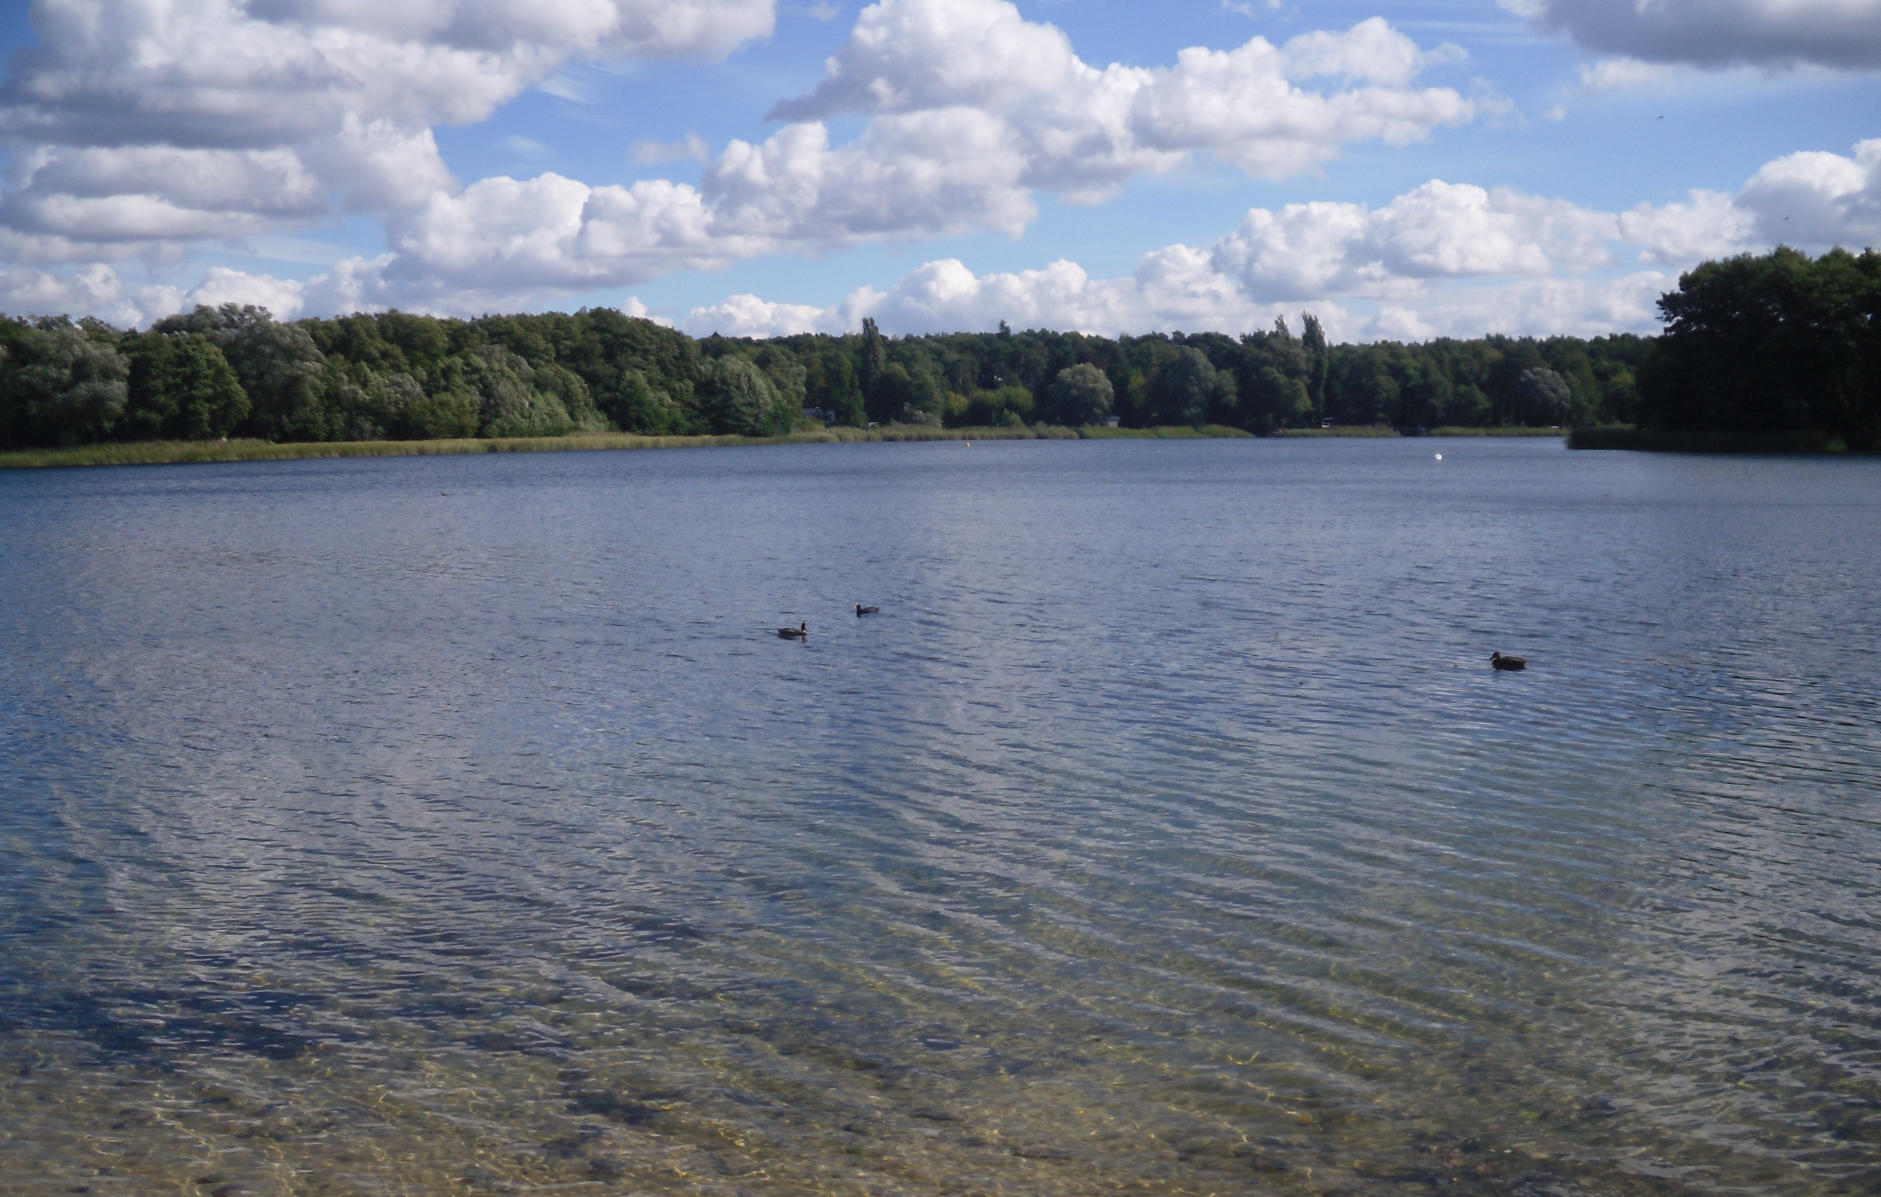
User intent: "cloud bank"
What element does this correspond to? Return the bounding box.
[1503,0,1881,70]
[773,4,1475,193]
[0,0,778,262]
[0,0,1873,343]
[0,0,1475,282]
[676,138,1881,342]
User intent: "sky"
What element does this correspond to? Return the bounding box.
[0,0,1875,344]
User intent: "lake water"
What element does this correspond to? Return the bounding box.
[2,437,1877,1195]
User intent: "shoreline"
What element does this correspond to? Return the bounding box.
[0,423,1577,470]
[1566,425,1865,453]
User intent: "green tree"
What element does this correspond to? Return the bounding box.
[857,316,886,410]
[304,312,410,376]
[531,360,607,432]
[800,337,865,425]
[1392,354,1452,430]
[357,371,424,438]
[1636,247,1881,447]
[1300,313,1329,420]
[878,342,946,424]
[378,310,453,375]
[1042,362,1114,426]
[457,344,577,437]
[406,386,482,439]
[1235,323,1312,431]
[123,331,249,440]
[0,318,129,447]
[698,354,783,436]
[754,344,808,415]
[1327,345,1397,425]
[607,367,693,435]
[956,383,1034,427]
[1513,366,1572,426]
[558,308,701,433]
[1145,347,1228,426]
[154,305,330,441]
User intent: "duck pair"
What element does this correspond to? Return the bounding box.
[779,605,881,638]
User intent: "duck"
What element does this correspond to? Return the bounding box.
[855,604,880,616]
[778,622,808,640]
[1490,651,1526,671]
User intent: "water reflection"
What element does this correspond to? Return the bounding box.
[1,440,1877,1194]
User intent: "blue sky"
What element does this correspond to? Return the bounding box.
[0,1,1875,342]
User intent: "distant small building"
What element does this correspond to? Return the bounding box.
[1101,415,1121,428]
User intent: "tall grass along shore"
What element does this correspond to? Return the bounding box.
[1,422,1584,471]
[0,424,1074,469]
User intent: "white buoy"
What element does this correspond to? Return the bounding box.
[1434,453,1443,460]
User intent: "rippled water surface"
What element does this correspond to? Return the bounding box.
[2,438,1878,1195]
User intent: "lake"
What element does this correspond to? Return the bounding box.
[2,437,1877,1194]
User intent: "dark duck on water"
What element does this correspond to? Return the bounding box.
[1491,651,1526,670]
[778,622,808,640]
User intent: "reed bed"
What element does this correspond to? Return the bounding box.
[1426,425,1566,437]
[1271,425,1565,439]
[1275,424,1402,437]
[1,424,1107,469]
[4,421,1595,471]
[1079,424,1252,439]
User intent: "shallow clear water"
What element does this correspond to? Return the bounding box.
[2,438,1877,1195]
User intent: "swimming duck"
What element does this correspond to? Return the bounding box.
[1490,651,1526,671]
[778,622,808,640]
[855,604,880,616]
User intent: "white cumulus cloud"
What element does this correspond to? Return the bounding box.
[180,266,310,320]
[361,136,1881,328]
[1618,190,1756,264]
[0,0,776,256]
[681,245,1672,344]
[1736,138,1881,243]
[1209,181,1622,302]
[657,177,1657,342]
[0,260,138,324]
[773,2,1475,191]
[364,113,1039,310]
[684,292,837,337]
[0,0,1482,312]
[663,130,1881,347]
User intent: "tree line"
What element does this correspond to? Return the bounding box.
[2,245,1872,452]
[1639,246,1879,451]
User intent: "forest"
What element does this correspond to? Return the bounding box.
[0,247,1874,453]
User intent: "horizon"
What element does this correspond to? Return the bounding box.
[0,1,1875,344]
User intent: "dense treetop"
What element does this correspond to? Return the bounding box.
[2,247,1874,452]
[1640,246,1879,451]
